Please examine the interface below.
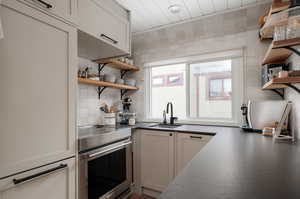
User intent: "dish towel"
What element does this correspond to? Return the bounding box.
[0,0,4,40]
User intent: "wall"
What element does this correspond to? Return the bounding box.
[286,50,300,139]
[77,57,122,126]
[130,2,282,122]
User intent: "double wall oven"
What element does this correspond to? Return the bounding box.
[78,126,133,199]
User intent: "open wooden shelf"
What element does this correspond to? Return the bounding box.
[78,78,139,90]
[262,38,300,65]
[259,2,291,39]
[94,58,140,71]
[262,76,300,90]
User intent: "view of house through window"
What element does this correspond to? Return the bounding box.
[189,60,232,119]
[151,64,186,119]
[149,58,237,122]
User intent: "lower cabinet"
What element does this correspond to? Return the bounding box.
[140,130,175,193]
[135,130,213,197]
[175,133,213,175]
[0,158,76,199]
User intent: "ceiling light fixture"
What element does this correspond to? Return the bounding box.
[168,4,182,14]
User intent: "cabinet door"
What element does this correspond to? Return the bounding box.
[78,0,130,55]
[140,130,175,192]
[176,133,212,175]
[0,0,77,178]
[20,0,77,24]
[0,158,75,199]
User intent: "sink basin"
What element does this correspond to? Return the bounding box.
[149,123,182,129]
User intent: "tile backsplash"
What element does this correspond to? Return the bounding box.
[78,57,122,126]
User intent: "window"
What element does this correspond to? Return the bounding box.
[145,50,243,125]
[190,60,232,119]
[150,64,186,119]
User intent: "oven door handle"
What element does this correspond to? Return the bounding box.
[88,141,132,159]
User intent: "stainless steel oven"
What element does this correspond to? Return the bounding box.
[79,138,132,199]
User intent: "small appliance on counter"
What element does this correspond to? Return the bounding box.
[241,100,290,132]
[240,103,252,131]
[119,97,136,125]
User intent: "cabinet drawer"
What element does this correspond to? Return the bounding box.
[0,158,76,199]
[18,0,77,24]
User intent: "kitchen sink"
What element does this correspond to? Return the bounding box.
[149,123,182,129]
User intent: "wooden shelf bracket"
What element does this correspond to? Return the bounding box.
[282,46,300,57]
[271,89,285,99]
[121,70,129,79]
[120,89,129,99]
[283,83,300,95]
[97,86,107,99]
[98,63,107,76]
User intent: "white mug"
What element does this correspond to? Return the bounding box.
[278,71,289,78]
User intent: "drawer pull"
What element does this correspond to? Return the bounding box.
[190,136,202,139]
[100,34,118,44]
[13,164,67,185]
[36,0,53,9]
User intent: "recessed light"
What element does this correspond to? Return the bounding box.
[168,4,182,14]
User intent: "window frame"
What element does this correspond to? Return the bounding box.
[144,49,244,126]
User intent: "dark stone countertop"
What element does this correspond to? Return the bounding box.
[79,123,300,198]
[137,125,300,199]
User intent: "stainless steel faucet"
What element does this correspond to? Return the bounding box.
[166,102,178,125]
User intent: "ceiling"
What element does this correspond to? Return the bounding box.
[116,0,271,34]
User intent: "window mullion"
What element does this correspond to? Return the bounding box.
[186,63,190,119]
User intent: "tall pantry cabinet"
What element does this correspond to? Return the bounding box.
[0,0,77,198]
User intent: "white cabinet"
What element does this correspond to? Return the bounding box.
[0,0,77,178]
[19,0,77,24]
[134,130,213,196]
[140,130,175,193]
[78,0,130,59]
[175,133,213,175]
[0,158,76,199]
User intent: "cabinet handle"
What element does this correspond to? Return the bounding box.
[100,34,118,44]
[36,0,53,9]
[13,164,67,185]
[190,136,202,139]
[170,133,173,136]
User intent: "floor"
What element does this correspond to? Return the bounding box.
[129,193,155,199]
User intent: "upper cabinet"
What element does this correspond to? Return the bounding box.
[78,0,131,60]
[19,0,77,24]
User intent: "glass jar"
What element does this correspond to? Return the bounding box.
[274,25,287,41]
[286,17,300,39]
